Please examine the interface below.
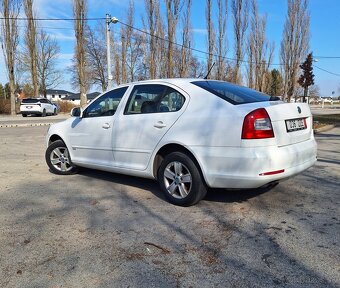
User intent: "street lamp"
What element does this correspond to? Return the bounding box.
[106,14,118,91]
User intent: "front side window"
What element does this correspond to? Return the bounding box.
[125,84,185,114]
[83,86,128,118]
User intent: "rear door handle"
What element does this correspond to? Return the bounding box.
[102,123,111,129]
[154,121,167,129]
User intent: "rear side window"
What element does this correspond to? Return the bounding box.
[125,84,185,114]
[191,80,271,105]
[22,99,39,104]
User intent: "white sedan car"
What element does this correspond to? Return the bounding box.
[45,79,317,206]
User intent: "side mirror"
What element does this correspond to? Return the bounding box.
[70,107,81,117]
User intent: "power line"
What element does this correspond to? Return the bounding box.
[314,65,340,77]
[314,56,340,59]
[0,24,72,30]
[1,16,340,75]
[0,17,105,21]
[116,19,284,66]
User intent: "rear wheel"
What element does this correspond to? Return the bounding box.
[158,152,207,206]
[22,114,27,117]
[45,140,77,175]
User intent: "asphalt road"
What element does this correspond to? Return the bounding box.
[0,126,339,287]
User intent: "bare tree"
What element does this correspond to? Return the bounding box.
[206,0,215,77]
[247,0,274,92]
[216,0,228,80]
[165,0,182,78]
[179,0,192,78]
[120,29,127,83]
[231,0,249,84]
[144,0,157,79]
[73,0,87,106]
[123,2,145,82]
[85,24,107,91]
[36,30,63,97]
[0,0,21,115]
[24,0,39,97]
[280,0,310,102]
[155,3,166,78]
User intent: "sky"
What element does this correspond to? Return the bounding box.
[0,0,339,96]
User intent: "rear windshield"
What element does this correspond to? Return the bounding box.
[191,80,271,105]
[21,99,39,104]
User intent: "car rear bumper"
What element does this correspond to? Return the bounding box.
[190,137,317,189]
[21,110,42,114]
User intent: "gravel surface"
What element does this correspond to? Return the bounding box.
[0,126,339,287]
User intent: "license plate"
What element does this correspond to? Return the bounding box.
[26,106,32,109]
[285,118,307,132]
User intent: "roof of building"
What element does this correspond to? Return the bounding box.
[45,89,74,95]
[63,92,101,101]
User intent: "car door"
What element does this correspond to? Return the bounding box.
[112,84,187,170]
[69,87,128,167]
[39,98,51,114]
[46,99,55,114]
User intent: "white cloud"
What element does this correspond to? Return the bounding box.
[190,28,208,35]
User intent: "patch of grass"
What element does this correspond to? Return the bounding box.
[313,114,340,126]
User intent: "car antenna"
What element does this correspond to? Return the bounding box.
[204,62,215,79]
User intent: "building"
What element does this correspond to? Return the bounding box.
[63,92,101,105]
[43,89,74,102]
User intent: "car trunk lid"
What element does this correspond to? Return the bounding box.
[265,102,313,147]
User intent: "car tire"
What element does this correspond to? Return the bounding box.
[22,114,27,117]
[42,109,46,117]
[158,152,207,206]
[45,140,77,175]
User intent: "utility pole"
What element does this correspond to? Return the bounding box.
[106,14,118,91]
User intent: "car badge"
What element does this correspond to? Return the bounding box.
[297,106,301,114]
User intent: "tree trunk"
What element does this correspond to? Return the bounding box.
[1,0,20,115]
[73,0,87,107]
[24,0,39,97]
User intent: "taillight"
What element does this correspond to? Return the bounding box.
[242,108,274,139]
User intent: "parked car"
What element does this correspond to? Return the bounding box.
[20,98,58,117]
[45,79,317,206]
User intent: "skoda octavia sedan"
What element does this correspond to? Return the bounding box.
[45,79,317,206]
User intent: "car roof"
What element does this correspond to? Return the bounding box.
[115,78,201,88]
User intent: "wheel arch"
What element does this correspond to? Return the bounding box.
[152,143,207,185]
[48,134,66,146]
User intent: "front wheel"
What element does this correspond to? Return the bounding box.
[45,140,77,175]
[158,152,207,206]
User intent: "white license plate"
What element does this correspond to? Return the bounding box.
[285,118,306,132]
[26,106,33,109]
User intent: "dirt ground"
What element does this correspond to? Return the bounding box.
[0,126,339,287]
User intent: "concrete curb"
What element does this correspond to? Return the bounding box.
[314,124,335,134]
[0,122,53,128]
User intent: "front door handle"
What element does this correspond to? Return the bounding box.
[102,123,111,129]
[154,121,167,129]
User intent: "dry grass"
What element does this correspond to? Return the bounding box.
[57,101,77,113]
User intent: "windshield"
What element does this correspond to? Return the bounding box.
[191,80,272,105]
[22,99,40,104]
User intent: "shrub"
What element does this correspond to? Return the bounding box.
[0,99,20,114]
[57,100,77,113]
